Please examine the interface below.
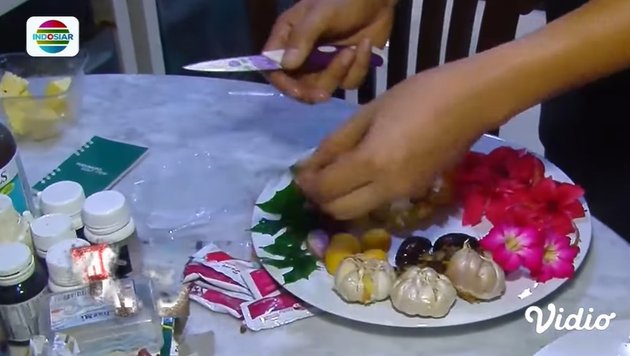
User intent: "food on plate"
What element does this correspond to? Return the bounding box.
[324,248,352,275]
[306,230,329,259]
[445,242,506,302]
[361,228,392,252]
[390,266,457,318]
[395,236,432,269]
[329,233,361,254]
[333,255,396,305]
[433,233,480,260]
[362,249,388,261]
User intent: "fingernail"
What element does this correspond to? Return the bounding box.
[282,49,301,68]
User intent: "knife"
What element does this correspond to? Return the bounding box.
[183,45,385,73]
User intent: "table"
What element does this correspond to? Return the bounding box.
[17,74,630,356]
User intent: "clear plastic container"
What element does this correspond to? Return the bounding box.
[0,52,87,141]
[38,276,163,355]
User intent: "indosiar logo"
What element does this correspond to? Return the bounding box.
[26,17,79,57]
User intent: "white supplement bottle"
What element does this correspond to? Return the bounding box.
[0,242,47,345]
[38,181,86,240]
[46,238,91,292]
[0,194,33,249]
[31,213,77,272]
[83,190,137,278]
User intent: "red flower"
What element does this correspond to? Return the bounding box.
[518,178,585,235]
[480,224,544,273]
[455,147,546,226]
[530,231,580,283]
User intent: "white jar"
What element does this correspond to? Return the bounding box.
[46,238,90,290]
[38,181,85,233]
[82,190,137,278]
[0,194,33,249]
[30,213,77,262]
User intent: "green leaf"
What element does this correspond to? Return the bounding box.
[274,229,306,248]
[256,181,305,214]
[250,218,285,235]
[282,255,318,284]
[259,257,295,269]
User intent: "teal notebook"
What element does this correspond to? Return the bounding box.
[32,136,148,196]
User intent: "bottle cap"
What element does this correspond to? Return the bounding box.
[46,238,90,287]
[0,242,35,286]
[31,213,77,257]
[48,278,85,293]
[39,181,85,219]
[82,190,131,234]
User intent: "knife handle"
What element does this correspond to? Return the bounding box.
[304,45,385,71]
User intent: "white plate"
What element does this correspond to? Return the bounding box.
[535,319,630,356]
[251,135,592,327]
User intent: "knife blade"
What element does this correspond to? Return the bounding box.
[183,45,385,73]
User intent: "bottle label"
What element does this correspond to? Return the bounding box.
[0,289,46,342]
[0,153,29,214]
[49,288,115,331]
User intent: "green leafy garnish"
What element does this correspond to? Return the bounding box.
[256,181,305,214]
[250,218,285,235]
[254,179,319,284]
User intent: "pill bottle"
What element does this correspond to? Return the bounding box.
[31,213,77,271]
[38,181,86,240]
[0,242,47,345]
[46,238,90,292]
[0,123,35,215]
[83,190,137,278]
[0,194,33,249]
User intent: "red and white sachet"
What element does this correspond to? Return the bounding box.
[189,283,249,319]
[185,244,315,330]
[183,263,252,297]
[241,292,315,331]
[190,243,257,287]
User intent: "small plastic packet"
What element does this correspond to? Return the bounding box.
[183,262,252,297]
[189,283,248,319]
[241,293,314,331]
[190,243,258,287]
[193,280,253,301]
[240,267,281,299]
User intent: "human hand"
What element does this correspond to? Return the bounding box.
[264,0,396,103]
[295,61,504,219]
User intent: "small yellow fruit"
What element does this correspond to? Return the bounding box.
[0,72,29,97]
[324,248,352,275]
[330,233,361,254]
[362,249,388,261]
[45,77,72,114]
[361,228,392,252]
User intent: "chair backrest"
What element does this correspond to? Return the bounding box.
[245,0,540,104]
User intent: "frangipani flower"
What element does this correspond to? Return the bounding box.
[480,225,543,273]
[530,231,580,283]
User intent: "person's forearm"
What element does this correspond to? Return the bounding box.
[466,0,630,127]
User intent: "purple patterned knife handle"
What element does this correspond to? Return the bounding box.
[304,45,385,72]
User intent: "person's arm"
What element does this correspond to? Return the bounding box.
[441,0,630,129]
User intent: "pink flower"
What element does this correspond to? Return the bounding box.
[530,231,580,283]
[480,225,544,273]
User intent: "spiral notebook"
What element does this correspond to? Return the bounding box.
[32,136,149,196]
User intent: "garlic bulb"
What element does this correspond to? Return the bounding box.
[390,266,457,318]
[445,242,506,302]
[333,255,396,304]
